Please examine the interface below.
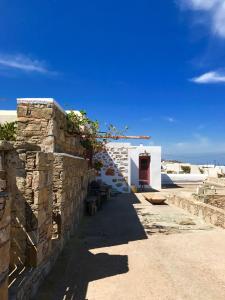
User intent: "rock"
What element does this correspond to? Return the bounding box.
[178,219,196,226]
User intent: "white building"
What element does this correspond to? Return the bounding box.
[0,110,17,124]
[95,142,161,192]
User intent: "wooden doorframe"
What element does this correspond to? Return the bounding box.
[139,155,151,185]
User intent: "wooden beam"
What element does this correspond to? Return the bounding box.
[66,132,151,140]
[95,135,151,140]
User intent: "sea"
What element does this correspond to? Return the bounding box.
[164,153,225,166]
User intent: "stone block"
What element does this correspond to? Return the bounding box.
[0,240,10,275]
[17,105,29,117]
[0,277,8,300]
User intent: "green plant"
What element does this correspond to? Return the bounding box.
[93,160,104,171]
[181,165,191,174]
[66,110,128,153]
[218,173,225,178]
[199,168,204,174]
[67,110,99,136]
[0,122,17,141]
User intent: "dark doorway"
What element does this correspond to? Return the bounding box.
[139,156,150,185]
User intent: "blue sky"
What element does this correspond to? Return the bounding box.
[1,0,225,163]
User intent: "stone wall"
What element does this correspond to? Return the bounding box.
[167,191,225,229]
[206,177,225,187]
[95,143,130,193]
[52,153,89,244]
[204,195,225,210]
[24,151,54,267]
[17,98,83,156]
[0,142,14,300]
[0,98,95,299]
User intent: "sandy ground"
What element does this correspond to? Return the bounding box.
[35,192,225,300]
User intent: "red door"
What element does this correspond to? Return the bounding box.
[139,156,150,184]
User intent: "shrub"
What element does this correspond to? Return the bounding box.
[199,168,204,174]
[0,122,17,141]
[93,160,103,171]
[181,165,191,174]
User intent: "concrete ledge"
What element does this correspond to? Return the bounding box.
[167,191,225,229]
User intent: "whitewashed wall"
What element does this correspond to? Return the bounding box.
[0,110,17,124]
[128,146,161,191]
[162,173,207,185]
[95,143,162,192]
[95,143,130,192]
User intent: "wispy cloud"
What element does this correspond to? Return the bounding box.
[180,0,219,11]
[190,70,225,83]
[163,116,176,123]
[178,0,225,38]
[0,54,55,75]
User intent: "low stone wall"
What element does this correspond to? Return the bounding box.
[167,191,225,229]
[206,177,225,187]
[204,195,225,210]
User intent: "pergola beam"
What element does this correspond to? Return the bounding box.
[95,135,151,140]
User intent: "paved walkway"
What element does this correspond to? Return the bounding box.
[35,193,225,300]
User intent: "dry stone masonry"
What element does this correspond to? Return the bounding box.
[0,99,95,300]
[0,142,13,300]
[52,153,89,243]
[167,191,225,229]
[95,143,130,192]
[17,98,83,155]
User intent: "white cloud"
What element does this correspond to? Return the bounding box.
[213,2,225,37]
[0,54,54,75]
[164,116,176,123]
[191,71,225,83]
[179,0,225,38]
[181,0,219,11]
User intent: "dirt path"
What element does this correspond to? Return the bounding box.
[35,193,225,300]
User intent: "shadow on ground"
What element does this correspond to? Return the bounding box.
[34,193,147,300]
